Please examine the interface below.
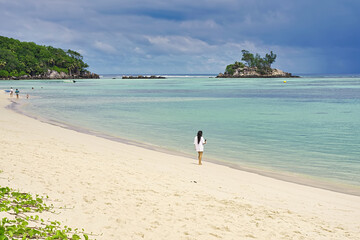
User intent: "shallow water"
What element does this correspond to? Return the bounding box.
[2,75,360,192]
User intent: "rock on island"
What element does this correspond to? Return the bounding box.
[217,66,298,78]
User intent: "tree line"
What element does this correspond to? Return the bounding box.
[0,36,89,78]
[226,50,277,75]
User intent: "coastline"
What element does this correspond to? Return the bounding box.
[9,96,360,197]
[1,92,360,239]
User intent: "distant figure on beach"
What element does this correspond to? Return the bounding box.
[194,130,207,165]
[26,94,29,99]
[15,89,19,99]
[10,87,14,97]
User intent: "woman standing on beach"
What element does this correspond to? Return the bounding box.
[194,130,207,165]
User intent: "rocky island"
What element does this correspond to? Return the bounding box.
[0,36,99,80]
[217,50,298,78]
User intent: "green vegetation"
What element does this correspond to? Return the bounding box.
[0,36,89,78]
[225,61,245,75]
[225,50,277,75]
[0,186,93,239]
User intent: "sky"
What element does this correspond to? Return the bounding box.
[1,0,360,75]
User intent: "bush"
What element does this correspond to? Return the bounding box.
[18,70,27,76]
[0,185,93,239]
[0,70,9,77]
[9,70,18,77]
[225,64,235,75]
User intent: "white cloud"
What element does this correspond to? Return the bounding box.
[93,41,117,54]
[134,47,144,54]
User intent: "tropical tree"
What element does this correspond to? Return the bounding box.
[224,50,277,75]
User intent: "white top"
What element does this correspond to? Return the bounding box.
[194,136,206,152]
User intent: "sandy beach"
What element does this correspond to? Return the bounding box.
[0,92,359,240]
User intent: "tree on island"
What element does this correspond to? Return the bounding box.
[0,36,92,78]
[225,50,277,75]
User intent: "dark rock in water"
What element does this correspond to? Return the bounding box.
[122,75,166,79]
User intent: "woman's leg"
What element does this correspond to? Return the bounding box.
[198,152,203,165]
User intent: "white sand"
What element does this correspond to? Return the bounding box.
[0,92,359,240]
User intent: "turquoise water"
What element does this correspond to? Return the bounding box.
[1,76,360,192]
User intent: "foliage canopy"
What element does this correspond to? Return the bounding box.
[225,50,277,75]
[0,36,89,78]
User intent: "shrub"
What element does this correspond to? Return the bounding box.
[0,70,9,77]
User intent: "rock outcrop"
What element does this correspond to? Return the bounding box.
[122,75,166,79]
[217,66,299,78]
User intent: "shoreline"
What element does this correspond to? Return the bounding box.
[0,72,99,80]
[9,97,360,197]
[1,92,360,239]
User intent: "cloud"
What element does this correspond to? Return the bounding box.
[145,35,213,54]
[1,0,360,74]
[93,41,117,54]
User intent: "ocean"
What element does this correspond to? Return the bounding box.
[1,75,360,195]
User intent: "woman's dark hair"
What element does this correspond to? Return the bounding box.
[197,130,202,144]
